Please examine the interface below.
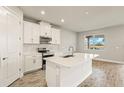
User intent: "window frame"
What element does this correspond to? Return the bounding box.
[84,34,105,51]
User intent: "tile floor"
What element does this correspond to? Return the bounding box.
[9,60,124,87]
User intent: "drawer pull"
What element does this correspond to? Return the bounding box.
[2,57,8,60]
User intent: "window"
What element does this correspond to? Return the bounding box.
[84,35,105,50]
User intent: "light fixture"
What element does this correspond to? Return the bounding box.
[61,18,64,23]
[0,9,7,15]
[41,10,45,15]
[85,11,89,14]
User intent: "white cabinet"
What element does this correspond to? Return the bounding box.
[40,22,51,37]
[24,21,61,45]
[24,22,61,45]
[0,7,23,86]
[32,23,40,44]
[51,28,61,44]
[23,21,32,43]
[24,55,34,72]
[24,21,40,44]
[24,55,42,73]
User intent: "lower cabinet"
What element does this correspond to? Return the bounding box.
[24,55,42,73]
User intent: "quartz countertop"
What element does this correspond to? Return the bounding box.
[45,53,98,68]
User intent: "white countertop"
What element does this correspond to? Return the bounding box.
[45,53,98,68]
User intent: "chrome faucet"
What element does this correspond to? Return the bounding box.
[68,46,74,56]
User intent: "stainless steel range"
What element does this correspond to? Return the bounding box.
[37,48,54,70]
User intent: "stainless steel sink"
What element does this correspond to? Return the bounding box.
[62,55,74,58]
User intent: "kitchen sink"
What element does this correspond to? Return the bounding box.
[62,55,74,58]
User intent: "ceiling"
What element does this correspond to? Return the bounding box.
[20,6,124,32]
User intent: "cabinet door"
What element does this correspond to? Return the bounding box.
[32,23,40,44]
[45,24,51,37]
[34,55,42,69]
[40,22,46,36]
[56,29,61,44]
[51,28,56,44]
[24,56,34,72]
[24,55,42,72]
[51,28,61,44]
[7,12,20,83]
[24,21,33,43]
[40,22,51,37]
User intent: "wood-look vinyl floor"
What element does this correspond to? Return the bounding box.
[10,60,124,87]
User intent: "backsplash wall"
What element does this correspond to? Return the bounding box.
[23,44,60,55]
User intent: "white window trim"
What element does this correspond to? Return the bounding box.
[84,34,105,51]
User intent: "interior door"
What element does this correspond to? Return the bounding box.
[0,7,8,58]
[0,7,8,86]
[7,12,20,83]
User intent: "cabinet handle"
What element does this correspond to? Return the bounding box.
[2,57,8,60]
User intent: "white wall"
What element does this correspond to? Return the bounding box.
[60,28,77,52]
[23,44,59,55]
[77,25,124,62]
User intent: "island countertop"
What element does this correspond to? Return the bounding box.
[45,53,98,68]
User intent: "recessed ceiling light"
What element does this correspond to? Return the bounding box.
[61,18,64,23]
[41,10,45,15]
[85,11,89,14]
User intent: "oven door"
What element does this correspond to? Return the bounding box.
[42,54,54,70]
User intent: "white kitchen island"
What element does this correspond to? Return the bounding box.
[45,53,97,87]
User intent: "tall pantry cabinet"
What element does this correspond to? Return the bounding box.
[0,7,23,86]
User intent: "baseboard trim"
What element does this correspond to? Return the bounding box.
[93,58,124,64]
[24,68,42,75]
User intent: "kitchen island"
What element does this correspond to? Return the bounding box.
[45,53,97,87]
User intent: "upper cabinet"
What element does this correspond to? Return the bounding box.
[39,22,51,38]
[23,21,32,44]
[32,23,40,44]
[23,21,40,44]
[51,28,61,45]
[23,21,61,45]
